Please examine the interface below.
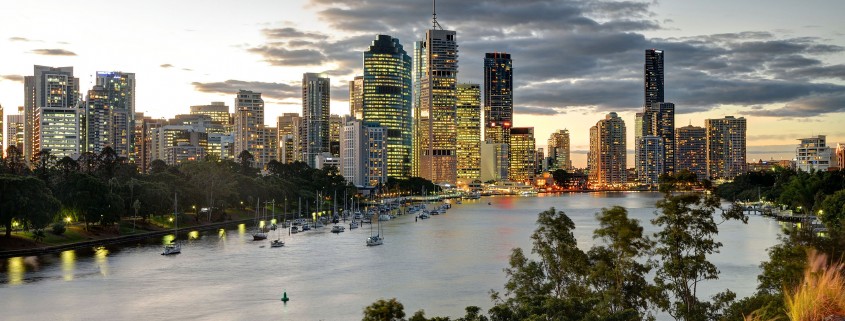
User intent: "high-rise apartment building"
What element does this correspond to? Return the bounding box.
[796,135,834,172]
[302,73,330,168]
[589,112,627,186]
[705,116,747,180]
[340,118,388,188]
[329,114,343,157]
[190,102,230,133]
[6,112,24,154]
[81,85,112,154]
[362,34,414,179]
[675,125,707,180]
[34,105,81,159]
[234,90,276,168]
[456,83,481,181]
[24,65,79,161]
[139,116,166,172]
[276,113,302,163]
[418,26,459,184]
[349,76,363,120]
[509,127,536,183]
[480,140,508,182]
[95,71,136,161]
[635,136,663,185]
[645,49,664,106]
[484,52,513,145]
[547,129,571,171]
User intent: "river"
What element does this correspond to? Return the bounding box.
[0,192,782,320]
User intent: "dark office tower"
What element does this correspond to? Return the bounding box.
[82,85,111,154]
[645,49,664,107]
[484,52,513,145]
[651,102,675,174]
[362,34,413,179]
[302,73,331,168]
[96,71,136,161]
[418,26,459,184]
[24,65,79,161]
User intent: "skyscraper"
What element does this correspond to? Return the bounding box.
[95,71,136,161]
[589,112,627,187]
[509,127,536,183]
[349,76,363,120]
[24,65,79,161]
[362,35,413,178]
[705,116,746,180]
[276,113,302,163]
[234,90,276,168]
[645,49,664,106]
[675,125,706,180]
[651,102,675,174]
[456,83,481,181]
[329,114,343,157]
[340,118,388,188]
[302,73,331,168]
[82,85,112,154]
[547,129,571,170]
[412,40,427,177]
[484,52,513,145]
[6,112,24,154]
[418,24,459,184]
[635,135,663,185]
[190,102,231,133]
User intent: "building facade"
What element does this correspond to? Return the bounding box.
[480,140,508,182]
[276,113,302,163]
[484,52,513,145]
[705,116,747,180]
[547,129,571,171]
[234,90,276,168]
[190,102,230,133]
[349,76,364,120]
[340,119,388,188]
[95,71,136,161]
[24,65,79,161]
[6,113,24,154]
[675,125,707,180]
[302,73,331,168]
[456,83,481,181]
[635,136,663,185]
[589,112,627,187]
[509,127,536,183]
[645,49,664,106]
[418,28,459,184]
[796,135,834,172]
[34,106,81,159]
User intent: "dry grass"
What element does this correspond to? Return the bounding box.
[784,250,845,321]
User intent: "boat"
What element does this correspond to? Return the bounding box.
[301,223,311,231]
[366,213,383,246]
[290,226,300,234]
[270,213,285,248]
[315,220,324,228]
[331,225,345,233]
[162,193,181,255]
[419,211,430,219]
[349,221,359,229]
[378,214,391,221]
[252,198,268,241]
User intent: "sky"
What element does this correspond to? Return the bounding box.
[2,0,844,168]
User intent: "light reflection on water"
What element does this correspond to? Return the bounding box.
[0,193,782,321]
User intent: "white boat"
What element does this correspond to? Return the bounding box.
[270,239,285,247]
[378,214,391,221]
[419,212,430,219]
[162,193,181,255]
[331,225,345,233]
[349,221,359,229]
[252,198,268,240]
[366,235,383,246]
[290,226,299,234]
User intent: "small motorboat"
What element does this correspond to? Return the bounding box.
[270,239,285,248]
[331,225,346,233]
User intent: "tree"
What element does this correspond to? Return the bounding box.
[363,298,406,321]
[1,146,28,175]
[551,169,570,188]
[820,189,845,228]
[150,159,168,174]
[651,192,746,321]
[237,150,257,176]
[0,175,60,237]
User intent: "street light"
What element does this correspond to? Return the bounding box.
[65,217,72,225]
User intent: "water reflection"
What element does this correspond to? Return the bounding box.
[162,234,175,244]
[188,230,199,240]
[61,250,75,281]
[218,228,226,239]
[94,247,109,276]
[7,257,24,285]
[237,223,245,235]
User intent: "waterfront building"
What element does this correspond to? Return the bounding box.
[535,148,545,174]
[329,114,343,157]
[651,102,675,174]
[95,71,136,161]
[234,90,276,168]
[645,49,664,106]
[276,113,302,163]
[509,127,536,183]
[349,76,364,120]
[796,135,834,172]
[34,105,81,159]
[411,40,426,177]
[81,85,111,154]
[837,143,845,170]
[484,52,513,145]
[139,116,166,172]
[340,119,388,188]
[417,23,459,184]
[675,125,707,180]
[635,136,663,185]
[302,73,331,168]
[456,83,481,181]
[589,112,627,187]
[705,116,747,180]
[480,140,508,182]
[6,112,24,153]
[363,34,413,179]
[547,129,571,170]
[24,65,79,161]
[190,102,231,133]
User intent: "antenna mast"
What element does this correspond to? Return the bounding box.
[432,0,442,30]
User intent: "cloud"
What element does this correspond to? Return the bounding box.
[160,63,174,68]
[514,106,561,116]
[30,48,77,56]
[9,36,32,42]
[0,75,24,82]
[192,80,300,101]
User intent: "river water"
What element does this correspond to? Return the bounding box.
[0,192,782,320]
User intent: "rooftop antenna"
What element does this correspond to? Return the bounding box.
[432,0,442,30]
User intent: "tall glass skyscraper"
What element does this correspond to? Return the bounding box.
[483,52,513,145]
[302,73,331,168]
[418,27,459,184]
[456,83,480,181]
[645,49,664,106]
[24,65,79,160]
[95,71,136,161]
[362,34,413,179]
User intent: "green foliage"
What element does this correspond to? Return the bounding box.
[0,174,61,237]
[51,222,66,235]
[820,189,845,228]
[362,298,406,321]
[386,177,437,195]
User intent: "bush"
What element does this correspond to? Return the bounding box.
[51,222,67,235]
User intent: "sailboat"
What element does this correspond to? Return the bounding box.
[252,198,268,241]
[271,199,285,247]
[162,192,181,255]
[366,212,383,246]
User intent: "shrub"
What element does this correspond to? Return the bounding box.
[51,222,66,235]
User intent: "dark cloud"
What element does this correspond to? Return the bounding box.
[9,37,32,42]
[258,0,845,118]
[514,106,561,116]
[160,64,174,68]
[192,80,299,101]
[0,75,24,82]
[30,48,76,56]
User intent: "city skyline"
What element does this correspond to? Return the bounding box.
[2,0,845,167]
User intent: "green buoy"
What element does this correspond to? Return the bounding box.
[281,291,289,303]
